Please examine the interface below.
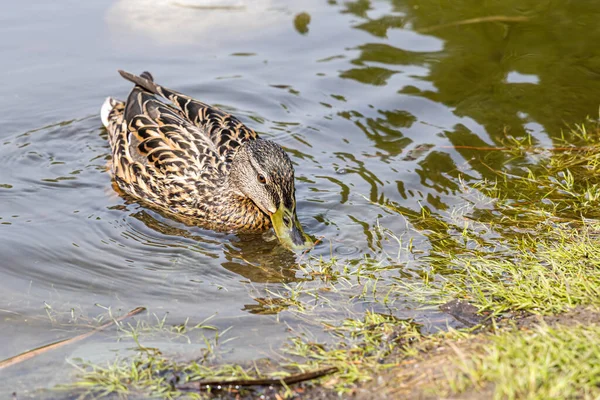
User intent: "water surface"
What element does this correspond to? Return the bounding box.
[2,0,600,395]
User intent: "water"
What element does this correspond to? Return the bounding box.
[2,0,600,395]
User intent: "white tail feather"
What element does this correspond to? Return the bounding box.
[101,97,114,128]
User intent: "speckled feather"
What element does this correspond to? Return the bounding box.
[104,71,276,231]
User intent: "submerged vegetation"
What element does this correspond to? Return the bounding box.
[22,120,596,398]
[395,122,600,315]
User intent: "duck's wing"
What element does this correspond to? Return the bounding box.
[119,70,259,163]
[107,78,226,211]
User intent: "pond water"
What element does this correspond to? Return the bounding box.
[2,0,600,396]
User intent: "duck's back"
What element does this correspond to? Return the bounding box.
[113,71,259,160]
[100,71,261,222]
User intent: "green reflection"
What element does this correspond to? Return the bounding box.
[339,0,600,141]
[294,12,311,35]
[340,66,397,86]
[338,107,416,159]
[329,0,600,220]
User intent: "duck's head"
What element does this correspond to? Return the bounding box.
[229,139,313,251]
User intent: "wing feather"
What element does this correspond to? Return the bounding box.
[119,70,258,162]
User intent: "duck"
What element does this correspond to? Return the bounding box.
[100,70,312,251]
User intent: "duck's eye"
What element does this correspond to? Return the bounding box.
[258,174,267,184]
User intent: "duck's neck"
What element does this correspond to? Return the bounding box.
[204,182,272,232]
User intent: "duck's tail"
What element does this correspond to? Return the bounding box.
[100,97,122,128]
[101,71,159,129]
[118,70,189,106]
[119,70,160,94]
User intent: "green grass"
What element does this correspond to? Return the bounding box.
[283,311,422,393]
[450,323,600,399]
[396,223,600,315]
[390,122,600,315]
[62,311,423,398]
[67,350,272,399]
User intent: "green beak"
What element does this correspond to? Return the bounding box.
[270,204,313,251]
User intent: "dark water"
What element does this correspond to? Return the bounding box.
[2,0,600,395]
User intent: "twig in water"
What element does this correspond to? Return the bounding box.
[438,145,596,152]
[0,307,146,370]
[177,366,338,391]
[418,16,529,33]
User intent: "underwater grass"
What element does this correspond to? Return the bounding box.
[60,310,424,398]
[61,315,287,399]
[390,121,600,315]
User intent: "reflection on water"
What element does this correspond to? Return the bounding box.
[3,0,600,396]
[132,210,301,283]
[106,0,322,45]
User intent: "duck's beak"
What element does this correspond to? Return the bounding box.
[270,204,313,251]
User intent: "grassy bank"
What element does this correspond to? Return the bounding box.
[38,120,600,398]
[451,322,600,399]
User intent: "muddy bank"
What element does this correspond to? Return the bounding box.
[298,306,600,400]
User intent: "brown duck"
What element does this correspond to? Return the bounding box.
[100,70,312,250]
